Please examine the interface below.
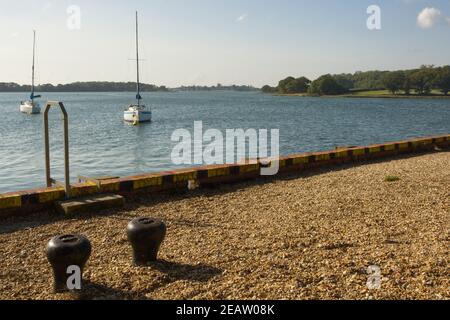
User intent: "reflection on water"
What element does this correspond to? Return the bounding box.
[0,91,449,193]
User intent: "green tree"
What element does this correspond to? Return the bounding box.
[383,71,406,94]
[285,77,311,94]
[308,74,347,95]
[277,76,310,94]
[410,66,435,95]
[332,74,354,91]
[277,77,296,94]
[403,71,413,95]
[352,70,387,90]
[261,85,276,93]
[434,66,450,95]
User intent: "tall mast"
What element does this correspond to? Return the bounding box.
[135,11,141,107]
[31,30,36,102]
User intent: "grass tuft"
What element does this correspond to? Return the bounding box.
[385,176,400,182]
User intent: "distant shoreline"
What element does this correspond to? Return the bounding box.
[0,82,258,93]
[2,90,450,99]
[274,91,450,100]
[0,90,257,94]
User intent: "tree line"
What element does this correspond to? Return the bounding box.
[0,82,259,93]
[175,84,258,91]
[262,65,450,96]
[0,82,169,92]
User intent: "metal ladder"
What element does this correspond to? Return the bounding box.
[44,101,71,198]
[44,101,119,198]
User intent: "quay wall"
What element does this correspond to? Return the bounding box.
[0,134,449,218]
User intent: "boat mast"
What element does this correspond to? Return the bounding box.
[31,30,36,103]
[135,11,141,107]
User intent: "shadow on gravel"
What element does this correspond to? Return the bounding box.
[77,281,149,300]
[74,261,222,300]
[149,260,223,282]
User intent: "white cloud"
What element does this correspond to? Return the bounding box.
[8,32,19,39]
[417,7,441,29]
[236,14,248,22]
[446,17,450,25]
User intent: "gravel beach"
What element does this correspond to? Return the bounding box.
[0,152,449,300]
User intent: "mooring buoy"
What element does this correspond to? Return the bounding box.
[127,217,166,266]
[46,234,92,293]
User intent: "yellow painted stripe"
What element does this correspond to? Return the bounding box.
[136,176,163,189]
[70,185,98,197]
[398,142,409,150]
[0,195,22,209]
[412,139,432,147]
[239,164,260,174]
[352,148,365,156]
[133,176,163,189]
[384,144,396,151]
[100,181,120,193]
[315,153,331,161]
[208,167,230,178]
[39,189,65,203]
[173,171,198,183]
[335,150,349,158]
[369,146,381,153]
[293,156,309,165]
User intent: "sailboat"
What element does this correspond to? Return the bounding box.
[124,11,152,124]
[20,30,41,114]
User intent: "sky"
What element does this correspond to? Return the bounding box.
[0,0,449,87]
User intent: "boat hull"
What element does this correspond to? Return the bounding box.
[124,108,152,123]
[20,102,41,115]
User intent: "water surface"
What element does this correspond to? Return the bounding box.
[0,91,449,193]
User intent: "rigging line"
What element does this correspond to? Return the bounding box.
[31,30,36,100]
[135,10,140,106]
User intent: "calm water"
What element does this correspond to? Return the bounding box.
[0,91,449,193]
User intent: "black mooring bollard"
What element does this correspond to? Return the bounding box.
[127,217,167,266]
[46,234,92,293]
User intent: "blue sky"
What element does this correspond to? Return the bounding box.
[1,0,449,87]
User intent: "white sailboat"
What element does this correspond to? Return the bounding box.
[20,30,41,115]
[124,11,152,124]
